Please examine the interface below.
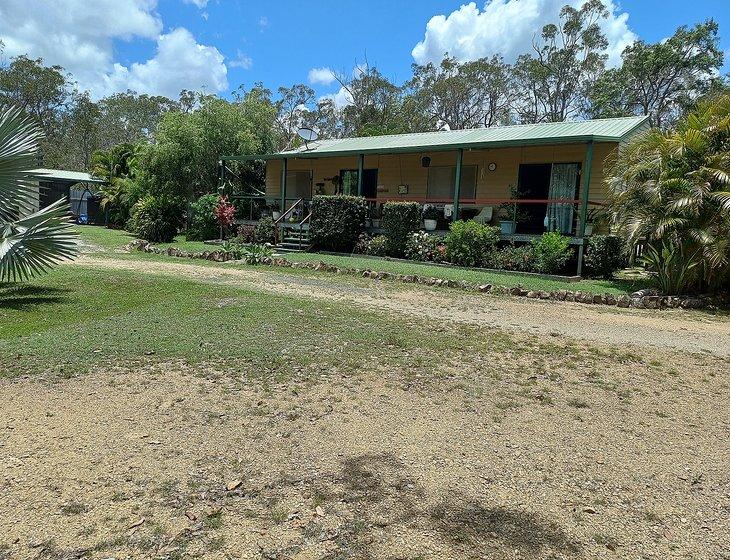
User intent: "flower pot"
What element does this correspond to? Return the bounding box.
[424,219,438,231]
[272,211,281,220]
[500,220,516,235]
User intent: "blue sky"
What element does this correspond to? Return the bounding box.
[0,0,727,101]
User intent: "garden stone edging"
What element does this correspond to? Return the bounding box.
[124,240,725,311]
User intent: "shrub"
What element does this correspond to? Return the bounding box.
[235,224,256,243]
[222,242,273,264]
[353,233,372,254]
[186,193,219,241]
[492,245,535,272]
[531,232,572,274]
[640,241,701,295]
[254,217,276,243]
[584,235,628,279]
[214,195,236,230]
[405,231,441,262]
[444,220,500,267]
[310,195,367,252]
[241,244,274,264]
[129,195,183,243]
[366,235,389,256]
[381,201,422,256]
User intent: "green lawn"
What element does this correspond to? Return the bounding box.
[78,225,213,253]
[1,264,560,379]
[76,226,649,296]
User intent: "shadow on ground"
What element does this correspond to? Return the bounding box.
[0,285,70,310]
[295,453,581,559]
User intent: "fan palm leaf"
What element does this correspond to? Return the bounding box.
[0,105,78,282]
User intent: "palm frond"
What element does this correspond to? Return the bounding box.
[0,198,78,282]
[0,105,43,222]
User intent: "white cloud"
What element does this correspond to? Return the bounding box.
[320,86,353,109]
[182,0,208,7]
[258,16,269,30]
[0,0,228,98]
[412,0,636,67]
[103,28,228,98]
[229,50,253,70]
[308,67,336,86]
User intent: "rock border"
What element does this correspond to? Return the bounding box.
[125,240,725,310]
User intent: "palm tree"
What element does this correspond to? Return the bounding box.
[0,105,78,281]
[90,143,137,225]
[607,93,730,293]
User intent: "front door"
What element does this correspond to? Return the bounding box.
[516,164,552,234]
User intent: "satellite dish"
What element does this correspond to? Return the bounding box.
[436,119,451,132]
[297,127,319,149]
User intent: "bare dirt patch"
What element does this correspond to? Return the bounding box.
[77,256,730,357]
[1,344,728,559]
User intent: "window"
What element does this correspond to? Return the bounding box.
[427,165,477,200]
[285,170,312,199]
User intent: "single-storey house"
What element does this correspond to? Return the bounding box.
[221,115,649,273]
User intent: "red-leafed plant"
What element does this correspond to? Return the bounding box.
[214,195,235,230]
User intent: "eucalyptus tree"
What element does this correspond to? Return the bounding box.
[513,0,610,123]
[408,55,516,129]
[0,105,77,281]
[333,64,410,136]
[589,20,725,128]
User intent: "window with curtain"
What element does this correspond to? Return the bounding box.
[426,165,477,200]
[546,163,579,234]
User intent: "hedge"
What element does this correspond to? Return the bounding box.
[310,195,367,252]
[382,201,422,256]
[444,220,500,267]
[584,235,629,279]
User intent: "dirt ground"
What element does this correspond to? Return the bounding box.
[2,350,729,560]
[2,258,729,559]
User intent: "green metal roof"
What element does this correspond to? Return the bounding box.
[29,168,106,184]
[222,116,650,161]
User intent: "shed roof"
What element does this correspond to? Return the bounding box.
[222,116,650,161]
[29,168,106,184]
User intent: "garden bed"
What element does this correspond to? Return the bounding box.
[124,240,726,309]
[311,251,583,282]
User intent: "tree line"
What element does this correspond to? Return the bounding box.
[0,1,725,177]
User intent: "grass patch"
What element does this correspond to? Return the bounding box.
[78,225,211,253]
[0,263,522,379]
[285,253,648,296]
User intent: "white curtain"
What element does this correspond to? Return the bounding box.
[547,164,578,234]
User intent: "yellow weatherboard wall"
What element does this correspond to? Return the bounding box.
[265,142,617,202]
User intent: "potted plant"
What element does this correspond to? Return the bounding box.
[270,203,281,220]
[578,208,601,236]
[498,185,526,235]
[422,204,440,231]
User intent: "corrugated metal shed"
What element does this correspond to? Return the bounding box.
[225,116,650,161]
[29,168,106,184]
